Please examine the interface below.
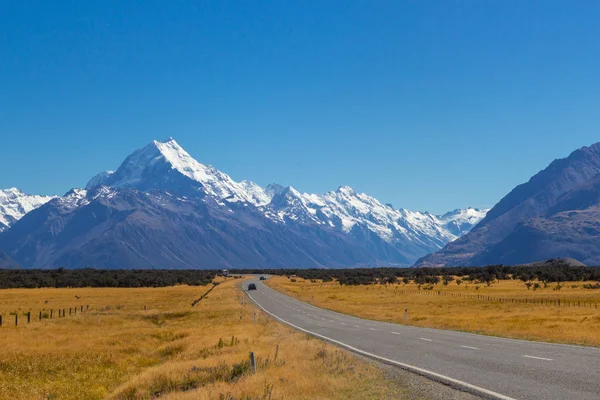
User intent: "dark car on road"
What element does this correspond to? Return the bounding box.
[259,276,266,281]
[247,283,257,290]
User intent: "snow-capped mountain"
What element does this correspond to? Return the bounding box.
[86,138,262,204]
[83,138,486,254]
[0,189,56,231]
[1,138,487,269]
[85,171,114,189]
[436,208,488,236]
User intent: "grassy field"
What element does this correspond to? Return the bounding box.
[266,276,600,347]
[0,278,410,400]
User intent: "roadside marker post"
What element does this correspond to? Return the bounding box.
[404,308,407,321]
[249,352,257,374]
[254,311,257,325]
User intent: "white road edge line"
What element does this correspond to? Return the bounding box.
[461,346,479,350]
[246,290,515,400]
[419,338,432,342]
[523,355,553,361]
[391,332,401,335]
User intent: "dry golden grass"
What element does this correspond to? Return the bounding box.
[266,276,600,347]
[0,278,407,400]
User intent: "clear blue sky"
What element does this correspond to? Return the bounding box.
[1,1,599,214]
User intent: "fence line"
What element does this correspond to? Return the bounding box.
[0,305,90,327]
[390,288,599,308]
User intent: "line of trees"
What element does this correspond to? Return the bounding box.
[1,259,598,288]
[235,262,600,286]
[0,268,217,289]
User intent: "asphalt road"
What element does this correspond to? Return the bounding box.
[244,279,600,400]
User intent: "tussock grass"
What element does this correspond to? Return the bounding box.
[0,279,407,399]
[267,276,600,346]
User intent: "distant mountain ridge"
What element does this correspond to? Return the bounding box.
[415,142,600,267]
[0,138,486,269]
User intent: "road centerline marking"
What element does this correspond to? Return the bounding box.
[419,338,432,342]
[391,332,401,335]
[460,345,479,350]
[523,355,553,361]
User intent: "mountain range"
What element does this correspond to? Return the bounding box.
[0,138,486,269]
[416,142,600,267]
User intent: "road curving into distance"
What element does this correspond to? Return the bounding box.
[244,278,600,400]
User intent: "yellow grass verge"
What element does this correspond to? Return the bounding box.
[266,276,600,347]
[0,279,407,400]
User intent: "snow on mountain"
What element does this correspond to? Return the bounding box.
[436,207,489,236]
[0,188,56,231]
[239,180,271,206]
[85,171,114,189]
[87,138,266,205]
[83,138,488,261]
[263,184,481,251]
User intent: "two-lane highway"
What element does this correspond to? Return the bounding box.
[245,279,600,400]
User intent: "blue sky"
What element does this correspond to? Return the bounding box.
[1,1,599,213]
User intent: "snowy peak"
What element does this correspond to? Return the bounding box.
[85,171,114,189]
[239,180,271,206]
[436,207,489,236]
[265,183,285,198]
[0,188,56,231]
[336,185,356,196]
[86,138,264,205]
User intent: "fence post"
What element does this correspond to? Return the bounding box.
[253,311,257,325]
[404,308,407,321]
[0,315,2,327]
[69,308,72,316]
[50,310,53,319]
[86,305,89,311]
[15,314,18,326]
[63,308,65,317]
[81,306,83,313]
[28,312,31,323]
[39,311,42,321]
[249,352,257,374]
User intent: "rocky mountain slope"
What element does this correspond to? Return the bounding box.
[415,142,600,267]
[0,139,486,269]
